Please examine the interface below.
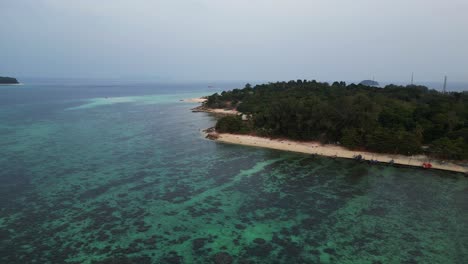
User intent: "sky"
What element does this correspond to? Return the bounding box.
[1,0,468,82]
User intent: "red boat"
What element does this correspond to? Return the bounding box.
[422,162,432,169]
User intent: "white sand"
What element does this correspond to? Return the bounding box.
[200,108,239,115]
[186,98,239,115]
[191,106,238,115]
[209,132,467,174]
[182,98,207,103]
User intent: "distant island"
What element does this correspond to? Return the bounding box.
[0,76,19,84]
[359,80,379,86]
[192,80,468,173]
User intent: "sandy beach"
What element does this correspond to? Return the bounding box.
[181,98,208,103]
[191,106,239,115]
[206,132,467,174]
[195,108,239,115]
[182,97,239,115]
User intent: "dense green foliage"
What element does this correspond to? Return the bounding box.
[0,76,19,84]
[206,80,468,159]
[215,115,251,134]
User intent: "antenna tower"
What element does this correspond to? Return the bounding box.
[443,76,447,93]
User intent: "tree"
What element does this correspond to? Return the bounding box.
[430,137,467,160]
[215,116,245,134]
[341,128,364,149]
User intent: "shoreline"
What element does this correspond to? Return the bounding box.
[181,97,239,115]
[0,83,23,86]
[204,131,468,174]
[191,105,239,115]
[186,98,467,174]
[181,98,207,103]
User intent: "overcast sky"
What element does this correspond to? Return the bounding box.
[1,0,467,82]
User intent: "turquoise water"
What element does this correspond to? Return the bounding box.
[1,81,467,264]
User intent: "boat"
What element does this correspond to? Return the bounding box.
[422,162,433,169]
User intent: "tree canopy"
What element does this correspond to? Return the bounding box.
[0,76,19,84]
[206,80,468,160]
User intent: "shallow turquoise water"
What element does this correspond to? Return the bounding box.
[1,82,467,263]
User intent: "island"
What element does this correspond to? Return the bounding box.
[0,76,20,84]
[359,80,379,86]
[193,80,468,173]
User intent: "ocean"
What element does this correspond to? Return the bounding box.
[1,80,467,263]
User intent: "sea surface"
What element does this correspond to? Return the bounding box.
[1,80,467,264]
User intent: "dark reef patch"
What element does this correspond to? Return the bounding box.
[160,252,184,264]
[245,243,273,257]
[192,238,208,251]
[253,238,266,244]
[213,252,233,264]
